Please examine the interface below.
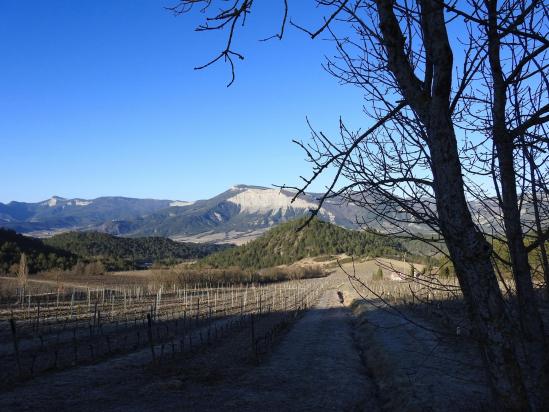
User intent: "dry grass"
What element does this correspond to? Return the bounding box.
[351,300,418,411]
[343,259,494,411]
[150,264,328,287]
[0,263,328,301]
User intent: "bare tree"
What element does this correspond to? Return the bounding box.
[443,1,549,406]
[172,0,548,408]
[17,253,28,289]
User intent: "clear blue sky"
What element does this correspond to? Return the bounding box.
[0,0,367,203]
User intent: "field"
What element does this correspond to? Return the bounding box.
[0,258,546,411]
[0,271,327,390]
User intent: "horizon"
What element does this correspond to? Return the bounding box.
[0,1,364,203]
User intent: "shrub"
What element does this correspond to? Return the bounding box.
[373,267,383,281]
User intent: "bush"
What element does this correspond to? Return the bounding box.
[84,261,105,276]
[373,267,383,281]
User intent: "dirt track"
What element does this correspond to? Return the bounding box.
[176,288,379,411]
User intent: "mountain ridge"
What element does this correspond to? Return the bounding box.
[0,185,368,243]
[1,185,526,245]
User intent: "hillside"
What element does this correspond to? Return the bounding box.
[0,186,374,242]
[201,217,406,269]
[124,185,372,240]
[44,231,232,270]
[0,196,175,235]
[0,228,76,274]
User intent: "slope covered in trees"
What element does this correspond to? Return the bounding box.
[0,228,76,274]
[201,217,406,269]
[44,231,231,270]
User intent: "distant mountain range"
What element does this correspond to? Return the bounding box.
[0,186,369,243]
[3,185,537,244]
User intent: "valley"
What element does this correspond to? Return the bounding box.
[2,203,540,411]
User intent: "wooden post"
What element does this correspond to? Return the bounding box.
[36,299,41,332]
[73,328,78,365]
[10,319,22,377]
[250,313,255,352]
[147,313,155,363]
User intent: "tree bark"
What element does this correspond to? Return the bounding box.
[428,112,529,411]
[527,147,549,300]
[375,0,531,408]
[485,1,549,407]
[491,117,548,412]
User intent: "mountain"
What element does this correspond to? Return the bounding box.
[0,196,178,236]
[200,217,406,269]
[116,185,370,243]
[0,186,370,243]
[2,186,543,247]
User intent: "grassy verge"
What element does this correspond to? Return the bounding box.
[350,300,418,411]
[350,297,491,411]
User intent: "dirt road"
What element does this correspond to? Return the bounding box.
[177,288,379,411]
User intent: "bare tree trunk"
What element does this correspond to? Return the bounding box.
[374,0,530,407]
[428,115,529,410]
[494,136,546,320]
[492,132,548,410]
[525,147,549,300]
[485,1,549,407]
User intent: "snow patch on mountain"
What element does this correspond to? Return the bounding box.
[227,188,316,214]
[74,200,92,206]
[170,201,194,207]
[44,197,63,207]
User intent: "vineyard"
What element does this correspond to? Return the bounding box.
[0,278,328,388]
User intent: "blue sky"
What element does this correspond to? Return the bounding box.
[0,0,367,203]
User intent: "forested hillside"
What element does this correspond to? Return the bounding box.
[0,228,76,274]
[44,232,230,270]
[44,231,232,270]
[201,217,406,269]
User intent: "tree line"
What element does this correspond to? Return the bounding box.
[44,231,232,271]
[0,228,76,274]
[201,217,408,269]
[0,228,232,274]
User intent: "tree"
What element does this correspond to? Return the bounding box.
[18,252,28,288]
[173,0,548,408]
[409,264,416,279]
[373,267,383,281]
[481,2,549,404]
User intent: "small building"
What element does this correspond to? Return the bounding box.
[389,271,406,282]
